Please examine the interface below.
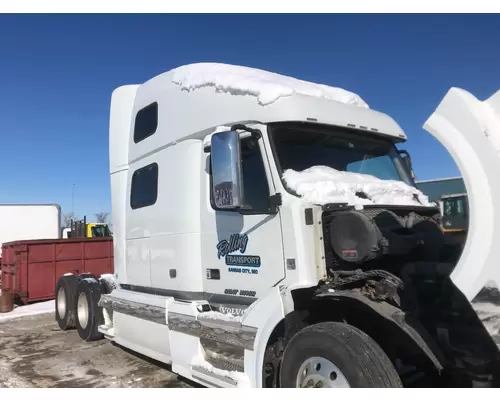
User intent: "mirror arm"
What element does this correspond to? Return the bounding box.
[398,149,411,159]
[231,124,262,140]
[268,193,282,214]
[205,125,261,154]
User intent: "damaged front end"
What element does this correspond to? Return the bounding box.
[315,204,500,387]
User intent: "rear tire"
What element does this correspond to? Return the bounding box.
[74,277,105,342]
[280,322,402,388]
[55,275,79,330]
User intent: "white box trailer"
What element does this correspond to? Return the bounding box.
[54,63,500,388]
[0,204,61,257]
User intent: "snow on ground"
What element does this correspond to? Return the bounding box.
[283,165,433,207]
[172,62,368,108]
[0,300,54,324]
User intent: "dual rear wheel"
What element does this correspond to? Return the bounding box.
[55,274,105,341]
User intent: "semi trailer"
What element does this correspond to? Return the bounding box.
[54,63,500,388]
[0,203,61,258]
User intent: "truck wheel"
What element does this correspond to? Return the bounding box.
[55,275,78,330]
[280,322,402,388]
[74,277,105,342]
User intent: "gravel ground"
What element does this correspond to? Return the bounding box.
[0,313,199,388]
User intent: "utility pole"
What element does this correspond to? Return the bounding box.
[72,184,75,215]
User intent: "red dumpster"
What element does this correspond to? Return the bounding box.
[1,237,114,305]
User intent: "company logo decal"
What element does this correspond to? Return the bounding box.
[216,233,261,274]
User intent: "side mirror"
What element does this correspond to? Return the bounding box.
[211,130,245,209]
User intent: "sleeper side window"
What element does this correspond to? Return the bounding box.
[210,138,271,213]
[131,163,158,209]
[134,102,158,143]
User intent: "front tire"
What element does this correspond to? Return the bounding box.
[280,322,402,388]
[74,277,105,342]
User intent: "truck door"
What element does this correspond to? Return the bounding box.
[201,134,285,312]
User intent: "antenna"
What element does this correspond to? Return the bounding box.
[72,184,75,215]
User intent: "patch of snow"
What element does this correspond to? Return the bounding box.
[63,273,74,276]
[199,311,243,324]
[485,280,499,290]
[172,63,368,108]
[0,300,55,324]
[191,355,250,388]
[99,273,115,284]
[283,165,434,207]
[83,277,98,283]
[99,273,119,294]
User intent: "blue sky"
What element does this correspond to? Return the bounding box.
[0,14,499,218]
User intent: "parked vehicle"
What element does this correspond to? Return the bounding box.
[62,216,112,239]
[0,204,61,257]
[54,63,500,388]
[0,237,113,309]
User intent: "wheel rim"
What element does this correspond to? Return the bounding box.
[57,287,66,319]
[296,357,351,388]
[77,292,89,329]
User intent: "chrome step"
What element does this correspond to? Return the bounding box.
[205,350,244,372]
[191,364,239,387]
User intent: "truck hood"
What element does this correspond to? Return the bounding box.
[424,88,500,301]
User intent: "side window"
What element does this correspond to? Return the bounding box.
[211,138,271,213]
[131,163,158,209]
[443,197,464,217]
[134,102,158,143]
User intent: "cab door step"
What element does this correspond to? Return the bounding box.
[191,364,239,387]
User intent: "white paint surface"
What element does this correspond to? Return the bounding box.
[0,300,54,324]
[172,63,368,108]
[109,85,137,286]
[424,88,500,300]
[283,165,433,207]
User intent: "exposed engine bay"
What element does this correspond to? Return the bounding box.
[319,204,500,387]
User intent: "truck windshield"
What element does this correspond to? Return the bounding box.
[269,124,413,186]
[91,225,111,237]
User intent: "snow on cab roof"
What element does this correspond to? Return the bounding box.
[127,63,406,164]
[171,62,369,108]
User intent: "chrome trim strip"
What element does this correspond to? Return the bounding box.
[100,295,257,350]
[168,311,257,350]
[99,294,166,325]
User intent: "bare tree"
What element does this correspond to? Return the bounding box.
[62,212,76,228]
[95,212,109,223]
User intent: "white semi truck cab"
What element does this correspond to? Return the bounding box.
[55,63,500,388]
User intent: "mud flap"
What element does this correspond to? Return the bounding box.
[423,89,500,301]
